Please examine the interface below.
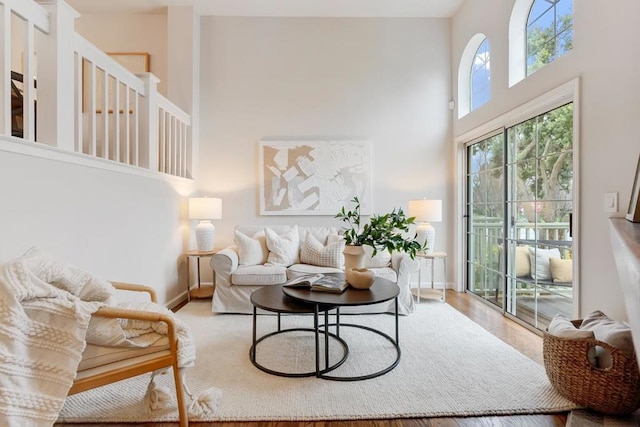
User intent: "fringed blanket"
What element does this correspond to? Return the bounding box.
[0,247,210,427]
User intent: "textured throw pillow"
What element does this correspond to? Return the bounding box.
[580,310,634,368]
[515,246,531,277]
[362,245,392,268]
[528,247,561,281]
[299,233,345,268]
[234,230,268,266]
[549,257,573,283]
[265,226,300,266]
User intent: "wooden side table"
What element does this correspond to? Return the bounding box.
[415,251,447,303]
[185,250,216,301]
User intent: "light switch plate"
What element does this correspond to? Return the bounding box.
[605,192,618,213]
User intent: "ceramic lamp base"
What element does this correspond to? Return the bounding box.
[416,222,435,254]
[195,220,215,251]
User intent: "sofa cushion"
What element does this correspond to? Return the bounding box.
[580,310,634,368]
[265,226,300,266]
[232,265,288,286]
[300,233,345,268]
[234,229,268,266]
[362,246,391,268]
[549,257,572,283]
[528,247,561,281]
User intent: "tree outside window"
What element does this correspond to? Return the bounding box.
[526,0,573,76]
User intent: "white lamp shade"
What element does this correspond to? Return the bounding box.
[188,197,222,220]
[408,199,442,223]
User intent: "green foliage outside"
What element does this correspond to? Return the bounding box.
[470,11,574,224]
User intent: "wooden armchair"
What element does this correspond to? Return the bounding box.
[68,282,188,426]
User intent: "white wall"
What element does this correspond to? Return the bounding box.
[198,17,454,262]
[0,147,194,306]
[451,0,640,319]
[74,12,169,96]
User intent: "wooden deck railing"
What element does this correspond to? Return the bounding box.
[0,0,193,179]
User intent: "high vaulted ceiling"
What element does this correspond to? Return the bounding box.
[66,0,465,17]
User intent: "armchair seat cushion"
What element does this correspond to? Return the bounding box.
[78,337,170,371]
[232,265,287,286]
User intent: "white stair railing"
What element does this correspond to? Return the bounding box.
[0,0,48,141]
[1,0,193,180]
[74,35,146,167]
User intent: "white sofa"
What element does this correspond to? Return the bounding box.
[210,224,420,314]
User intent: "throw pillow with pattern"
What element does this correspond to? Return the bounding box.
[300,233,345,268]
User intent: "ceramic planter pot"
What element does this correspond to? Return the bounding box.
[343,245,366,271]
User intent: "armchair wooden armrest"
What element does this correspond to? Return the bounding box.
[69,284,188,426]
[110,281,158,302]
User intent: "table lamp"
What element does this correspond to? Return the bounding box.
[188,197,222,251]
[408,199,442,254]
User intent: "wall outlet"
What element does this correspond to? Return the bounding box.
[605,192,618,213]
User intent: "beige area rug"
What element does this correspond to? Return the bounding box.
[58,300,578,423]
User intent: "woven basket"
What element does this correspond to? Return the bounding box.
[543,319,640,415]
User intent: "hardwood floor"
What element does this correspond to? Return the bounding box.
[55,290,567,427]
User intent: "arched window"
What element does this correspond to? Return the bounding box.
[471,39,490,111]
[458,33,488,118]
[526,0,573,76]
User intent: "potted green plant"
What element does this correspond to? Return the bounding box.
[335,197,424,275]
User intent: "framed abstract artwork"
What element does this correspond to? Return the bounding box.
[259,140,372,215]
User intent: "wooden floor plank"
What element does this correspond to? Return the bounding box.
[55,290,567,427]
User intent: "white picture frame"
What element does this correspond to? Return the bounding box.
[259,140,372,215]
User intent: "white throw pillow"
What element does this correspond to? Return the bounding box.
[300,233,345,268]
[265,226,300,266]
[234,230,268,266]
[528,247,561,281]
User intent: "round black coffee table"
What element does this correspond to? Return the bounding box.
[283,275,400,381]
[249,285,348,377]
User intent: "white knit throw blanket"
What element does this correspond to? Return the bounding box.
[0,248,110,426]
[0,248,206,427]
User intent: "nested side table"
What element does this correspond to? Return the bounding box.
[415,251,447,303]
[185,250,216,301]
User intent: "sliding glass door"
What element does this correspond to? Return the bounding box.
[466,103,574,330]
[467,132,505,309]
